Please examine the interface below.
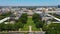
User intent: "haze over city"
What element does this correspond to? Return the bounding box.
[0,0,60,6]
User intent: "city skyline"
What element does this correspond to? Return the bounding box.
[0,0,60,6]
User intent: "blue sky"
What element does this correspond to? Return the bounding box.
[0,0,60,6]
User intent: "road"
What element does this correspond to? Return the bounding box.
[0,17,10,23]
[47,14,60,22]
[0,31,45,34]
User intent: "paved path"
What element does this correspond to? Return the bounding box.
[29,26,32,32]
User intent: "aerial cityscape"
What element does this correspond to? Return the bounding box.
[0,0,60,34]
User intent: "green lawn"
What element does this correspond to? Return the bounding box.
[21,16,40,31]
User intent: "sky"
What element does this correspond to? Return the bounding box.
[0,0,60,6]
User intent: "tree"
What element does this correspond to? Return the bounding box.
[20,13,27,24]
[32,13,39,20]
[42,24,48,31]
[15,22,24,28]
[45,23,60,34]
[35,20,43,28]
[32,13,44,28]
[32,13,40,23]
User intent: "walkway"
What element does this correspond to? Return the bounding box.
[29,26,32,32]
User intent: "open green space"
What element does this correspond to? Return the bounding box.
[21,16,40,31]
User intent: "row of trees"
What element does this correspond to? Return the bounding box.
[0,12,12,20]
[32,13,47,31]
[15,13,28,28]
[20,13,28,24]
[1,12,12,17]
[0,13,28,31]
[0,23,18,31]
[32,13,44,28]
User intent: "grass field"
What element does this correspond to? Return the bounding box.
[21,16,40,31]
